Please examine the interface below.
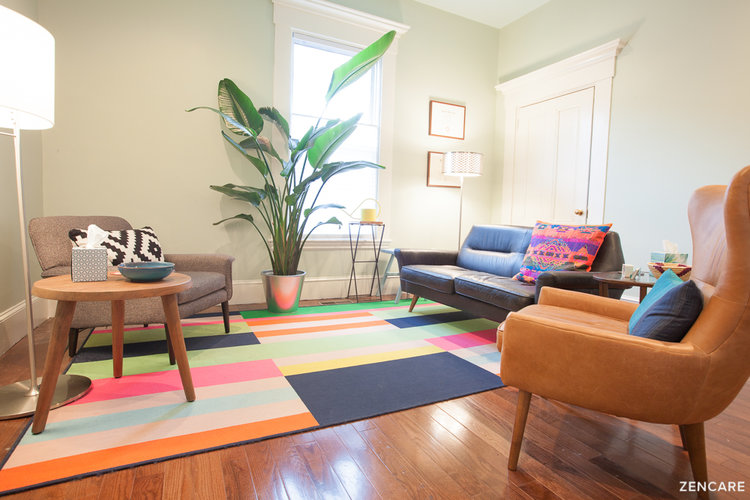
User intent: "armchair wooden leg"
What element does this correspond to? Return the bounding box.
[508,390,532,471]
[68,328,80,357]
[681,422,708,499]
[409,295,419,312]
[678,424,688,450]
[221,301,230,333]
[164,324,176,365]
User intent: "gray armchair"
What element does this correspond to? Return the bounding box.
[29,216,234,362]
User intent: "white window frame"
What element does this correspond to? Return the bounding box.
[272,0,409,247]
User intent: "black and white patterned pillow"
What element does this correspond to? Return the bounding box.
[69,226,165,266]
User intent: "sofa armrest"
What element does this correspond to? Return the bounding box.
[165,253,235,276]
[537,287,637,322]
[535,270,601,302]
[394,249,458,270]
[41,266,70,278]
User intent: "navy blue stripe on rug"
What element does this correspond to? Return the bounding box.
[74,332,260,362]
[287,351,503,427]
[385,310,475,328]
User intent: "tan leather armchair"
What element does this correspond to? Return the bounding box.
[500,166,750,493]
[29,216,234,361]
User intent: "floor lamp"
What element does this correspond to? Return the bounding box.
[0,6,91,419]
[443,151,482,249]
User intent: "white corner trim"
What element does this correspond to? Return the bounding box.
[272,0,410,36]
[496,39,625,97]
[0,297,53,357]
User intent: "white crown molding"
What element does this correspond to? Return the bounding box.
[496,39,625,99]
[272,0,410,37]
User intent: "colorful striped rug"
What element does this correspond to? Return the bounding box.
[0,300,501,493]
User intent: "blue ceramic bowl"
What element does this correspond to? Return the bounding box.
[118,262,175,282]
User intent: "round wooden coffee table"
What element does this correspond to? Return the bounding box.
[31,272,195,434]
[593,271,657,303]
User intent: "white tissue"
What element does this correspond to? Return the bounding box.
[663,240,679,253]
[85,224,109,249]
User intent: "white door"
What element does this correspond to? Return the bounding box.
[509,87,594,226]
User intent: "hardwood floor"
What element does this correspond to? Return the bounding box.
[1,299,748,499]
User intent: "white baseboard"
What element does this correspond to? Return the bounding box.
[230,274,401,305]
[0,297,53,357]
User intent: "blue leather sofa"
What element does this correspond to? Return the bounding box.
[395,225,624,322]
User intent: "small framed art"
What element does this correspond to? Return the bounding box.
[428,100,466,140]
[426,151,460,188]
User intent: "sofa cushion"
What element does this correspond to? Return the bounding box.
[177,271,226,304]
[457,225,532,276]
[513,222,611,284]
[401,265,474,294]
[455,273,536,311]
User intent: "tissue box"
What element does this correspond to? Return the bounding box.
[71,248,108,282]
[650,251,688,264]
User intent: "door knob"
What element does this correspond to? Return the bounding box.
[574,209,584,216]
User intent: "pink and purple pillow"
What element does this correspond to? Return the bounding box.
[512,222,612,284]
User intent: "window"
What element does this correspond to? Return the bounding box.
[272,0,408,245]
[290,34,382,237]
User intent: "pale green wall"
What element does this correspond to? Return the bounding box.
[0,0,44,313]
[35,0,499,285]
[493,0,750,273]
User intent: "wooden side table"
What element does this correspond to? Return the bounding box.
[593,271,657,303]
[31,272,195,434]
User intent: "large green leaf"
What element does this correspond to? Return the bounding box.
[303,203,345,218]
[238,136,283,164]
[307,114,362,169]
[218,79,264,136]
[259,107,290,140]
[325,31,395,102]
[319,160,385,183]
[221,132,269,175]
[213,213,255,226]
[210,184,266,206]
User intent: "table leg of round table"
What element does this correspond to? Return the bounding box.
[111,300,125,378]
[599,282,609,298]
[32,300,77,434]
[160,294,195,402]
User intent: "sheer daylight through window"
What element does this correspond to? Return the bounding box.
[291,34,382,237]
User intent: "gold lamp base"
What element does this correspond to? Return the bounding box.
[0,375,92,420]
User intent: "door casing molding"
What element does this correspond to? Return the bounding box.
[496,39,625,225]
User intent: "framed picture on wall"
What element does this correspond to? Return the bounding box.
[427,151,460,188]
[429,100,466,140]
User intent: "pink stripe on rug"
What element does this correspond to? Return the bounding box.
[426,329,497,350]
[70,359,282,404]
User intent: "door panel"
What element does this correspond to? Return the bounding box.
[510,87,594,226]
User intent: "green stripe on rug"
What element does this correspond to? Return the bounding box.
[240,298,433,319]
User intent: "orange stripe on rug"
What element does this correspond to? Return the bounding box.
[0,412,318,492]
[254,319,390,338]
[244,310,371,326]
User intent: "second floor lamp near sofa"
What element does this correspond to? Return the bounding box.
[443,151,482,249]
[0,5,92,419]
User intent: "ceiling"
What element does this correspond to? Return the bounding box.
[413,0,552,29]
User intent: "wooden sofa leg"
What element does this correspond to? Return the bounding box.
[68,328,80,357]
[164,324,176,365]
[221,301,230,333]
[409,295,419,312]
[508,390,532,471]
[681,422,709,498]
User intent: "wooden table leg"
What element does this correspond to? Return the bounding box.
[599,282,609,298]
[639,286,648,303]
[32,300,77,434]
[111,300,125,378]
[160,294,195,402]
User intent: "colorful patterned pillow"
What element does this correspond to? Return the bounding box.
[512,222,612,284]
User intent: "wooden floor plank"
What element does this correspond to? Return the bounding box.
[219,445,256,500]
[244,440,289,500]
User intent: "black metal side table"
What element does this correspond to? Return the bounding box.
[347,221,385,302]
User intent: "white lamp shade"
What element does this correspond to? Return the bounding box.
[443,151,482,177]
[0,5,54,130]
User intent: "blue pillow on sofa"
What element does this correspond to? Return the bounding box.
[628,269,683,331]
[629,279,703,342]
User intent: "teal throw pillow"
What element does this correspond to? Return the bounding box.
[629,280,703,342]
[628,269,683,332]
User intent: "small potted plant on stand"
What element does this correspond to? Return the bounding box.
[189,31,395,312]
